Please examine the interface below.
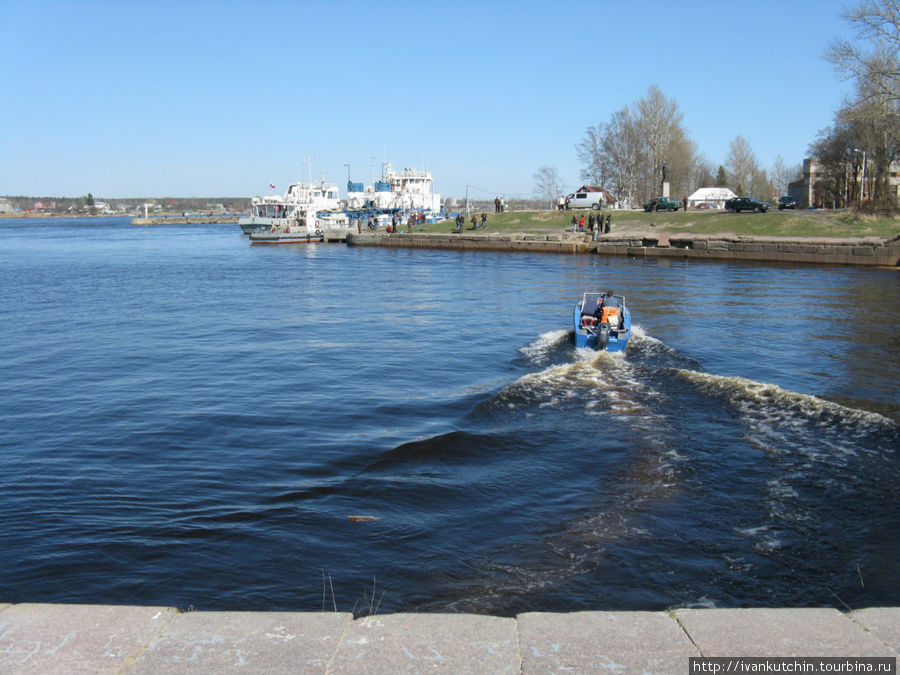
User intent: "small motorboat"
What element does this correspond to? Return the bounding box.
[573,291,631,352]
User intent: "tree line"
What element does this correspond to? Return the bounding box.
[812,0,899,210]
[535,83,800,210]
[535,0,899,212]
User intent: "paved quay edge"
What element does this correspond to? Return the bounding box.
[347,231,900,267]
[1,604,897,672]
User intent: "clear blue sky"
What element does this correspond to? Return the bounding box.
[0,0,855,200]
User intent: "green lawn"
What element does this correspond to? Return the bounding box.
[419,209,900,239]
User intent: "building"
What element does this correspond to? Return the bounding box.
[0,198,13,213]
[790,157,900,209]
[686,187,737,209]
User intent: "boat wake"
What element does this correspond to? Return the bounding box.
[428,326,900,613]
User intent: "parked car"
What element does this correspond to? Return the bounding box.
[642,196,682,212]
[564,191,605,210]
[777,196,797,210]
[725,197,769,213]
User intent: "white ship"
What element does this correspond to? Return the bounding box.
[239,180,341,234]
[345,164,442,216]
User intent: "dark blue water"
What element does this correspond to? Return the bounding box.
[1,218,898,616]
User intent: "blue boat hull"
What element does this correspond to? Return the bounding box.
[574,299,631,352]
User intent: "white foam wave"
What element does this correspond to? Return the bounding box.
[675,369,895,431]
[518,328,571,363]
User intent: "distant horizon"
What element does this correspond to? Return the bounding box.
[2,0,853,199]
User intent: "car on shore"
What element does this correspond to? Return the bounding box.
[778,196,797,210]
[643,197,682,212]
[725,197,770,213]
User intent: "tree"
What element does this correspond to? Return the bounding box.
[824,0,900,209]
[575,125,604,186]
[576,85,697,207]
[533,166,559,210]
[771,155,802,197]
[725,136,759,196]
[715,165,728,187]
[826,0,900,108]
[692,155,717,189]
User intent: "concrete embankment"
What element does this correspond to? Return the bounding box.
[348,232,900,267]
[0,604,896,672]
[131,216,239,226]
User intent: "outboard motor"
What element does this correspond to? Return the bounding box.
[596,323,610,350]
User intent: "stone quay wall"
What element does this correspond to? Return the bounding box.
[348,232,900,267]
[595,232,900,267]
[132,216,238,226]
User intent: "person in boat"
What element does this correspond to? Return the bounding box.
[594,290,622,324]
[601,290,621,309]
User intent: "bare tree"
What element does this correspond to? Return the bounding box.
[771,155,802,197]
[577,86,696,207]
[637,85,685,196]
[533,166,560,210]
[725,136,759,196]
[575,125,604,186]
[825,0,900,107]
[600,107,641,207]
[692,154,718,188]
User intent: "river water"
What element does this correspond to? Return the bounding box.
[1,217,897,616]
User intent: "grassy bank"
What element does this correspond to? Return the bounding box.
[419,209,899,239]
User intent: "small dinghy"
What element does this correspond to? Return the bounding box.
[573,290,631,352]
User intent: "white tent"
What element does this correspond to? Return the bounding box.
[686,187,736,209]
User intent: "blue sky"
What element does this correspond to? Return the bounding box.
[0,0,856,200]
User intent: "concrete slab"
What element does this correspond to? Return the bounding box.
[517,611,697,673]
[128,611,352,674]
[675,608,894,657]
[0,602,177,673]
[851,608,900,655]
[329,613,518,673]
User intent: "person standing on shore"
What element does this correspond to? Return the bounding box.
[605,213,611,233]
[571,215,577,232]
[578,215,585,232]
[481,212,487,229]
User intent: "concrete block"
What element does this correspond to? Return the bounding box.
[851,608,900,655]
[330,613,518,673]
[129,611,352,674]
[675,608,893,657]
[853,247,875,256]
[518,611,697,673]
[0,603,177,673]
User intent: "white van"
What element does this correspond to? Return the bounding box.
[564,191,605,210]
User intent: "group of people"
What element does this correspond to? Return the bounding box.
[492,197,506,213]
[454,212,488,233]
[571,212,611,239]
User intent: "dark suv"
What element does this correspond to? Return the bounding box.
[642,196,682,212]
[778,196,797,210]
[725,197,769,213]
